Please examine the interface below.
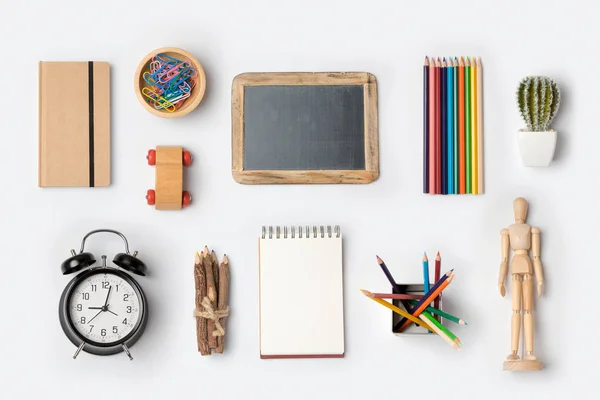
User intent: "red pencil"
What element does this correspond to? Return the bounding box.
[434,252,441,312]
[435,58,442,194]
[429,57,436,193]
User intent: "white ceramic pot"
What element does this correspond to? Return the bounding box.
[517,130,557,167]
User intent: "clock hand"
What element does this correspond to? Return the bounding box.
[107,310,118,317]
[104,286,112,307]
[87,310,103,324]
[88,307,103,310]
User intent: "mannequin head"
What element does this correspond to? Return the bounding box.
[513,197,528,224]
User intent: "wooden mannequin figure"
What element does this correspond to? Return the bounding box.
[499,197,544,371]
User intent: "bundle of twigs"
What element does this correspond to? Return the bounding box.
[193,246,230,355]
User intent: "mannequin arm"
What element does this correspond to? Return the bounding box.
[499,229,509,296]
[532,227,544,297]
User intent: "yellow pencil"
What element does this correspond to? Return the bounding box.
[477,57,483,193]
[360,289,435,333]
[471,57,478,194]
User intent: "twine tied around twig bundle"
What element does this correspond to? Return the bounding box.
[194,296,229,337]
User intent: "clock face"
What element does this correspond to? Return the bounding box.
[68,272,141,345]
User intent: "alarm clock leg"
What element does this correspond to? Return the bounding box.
[122,344,133,360]
[73,342,85,359]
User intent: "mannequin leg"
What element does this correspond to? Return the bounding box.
[522,274,536,360]
[508,274,522,360]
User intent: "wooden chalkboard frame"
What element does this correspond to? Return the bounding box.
[232,72,378,184]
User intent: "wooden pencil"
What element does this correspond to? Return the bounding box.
[465,57,471,194]
[395,272,454,332]
[409,300,467,325]
[453,58,459,194]
[440,58,447,195]
[203,247,218,349]
[434,251,441,314]
[420,312,461,349]
[360,290,435,333]
[458,57,465,194]
[365,292,423,300]
[435,57,442,194]
[194,252,210,356]
[423,56,429,194]
[447,58,454,194]
[376,255,412,313]
[215,254,230,353]
[420,309,461,344]
[423,252,430,293]
[211,250,219,292]
[477,57,483,193]
[429,56,436,193]
[471,57,478,194]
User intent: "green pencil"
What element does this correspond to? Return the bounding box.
[421,310,461,346]
[409,300,467,325]
[465,58,471,193]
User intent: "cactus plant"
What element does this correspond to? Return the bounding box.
[517,76,561,132]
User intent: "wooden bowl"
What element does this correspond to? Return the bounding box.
[134,47,206,118]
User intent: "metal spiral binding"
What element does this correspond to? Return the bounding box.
[261,225,341,239]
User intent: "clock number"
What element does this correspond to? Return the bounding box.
[126,306,132,313]
[80,317,86,324]
[76,304,82,311]
[101,329,106,337]
[91,284,97,292]
[116,285,119,292]
[123,294,129,301]
[102,282,109,289]
[122,318,128,324]
[90,325,94,332]
[82,293,90,300]
[112,326,118,334]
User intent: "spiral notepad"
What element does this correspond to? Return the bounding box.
[259,226,344,359]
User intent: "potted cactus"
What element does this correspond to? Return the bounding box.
[516,76,561,166]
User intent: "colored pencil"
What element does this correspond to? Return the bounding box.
[408,300,467,325]
[419,312,461,349]
[435,58,441,194]
[447,59,454,193]
[423,252,430,293]
[471,57,478,194]
[365,293,423,300]
[434,251,441,312]
[477,57,483,193]
[453,58,459,194]
[423,57,429,194]
[440,58,447,195]
[360,290,435,333]
[458,57,465,194]
[395,271,454,332]
[429,57,436,193]
[376,256,401,293]
[465,58,471,193]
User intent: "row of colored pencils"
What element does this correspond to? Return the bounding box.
[361,255,466,349]
[423,56,483,195]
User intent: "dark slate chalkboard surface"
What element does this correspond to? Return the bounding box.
[243,85,365,171]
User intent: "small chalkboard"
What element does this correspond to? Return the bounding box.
[232,72,378,184]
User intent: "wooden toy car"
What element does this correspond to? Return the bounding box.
[146,146,192,210]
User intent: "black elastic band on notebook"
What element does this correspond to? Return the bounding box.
[88,61,95,187]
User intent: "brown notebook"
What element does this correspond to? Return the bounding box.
[39,61,110,187]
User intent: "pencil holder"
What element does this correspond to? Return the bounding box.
[392,284,444,336]
[134,47,207,118]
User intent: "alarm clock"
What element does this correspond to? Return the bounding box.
[58,229,148,360]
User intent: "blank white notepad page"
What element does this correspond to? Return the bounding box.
[259,231,344,357]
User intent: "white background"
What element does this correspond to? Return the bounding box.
[0,0,594,399]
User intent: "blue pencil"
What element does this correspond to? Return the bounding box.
[440,59,447,194]
[423,252,430,292]
[422,252,431,332]
[447,60,454,194]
